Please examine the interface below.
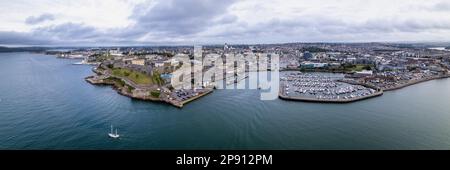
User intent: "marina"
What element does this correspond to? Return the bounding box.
[279,72,382,103]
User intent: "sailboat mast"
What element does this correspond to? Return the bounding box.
[110,125,113,134]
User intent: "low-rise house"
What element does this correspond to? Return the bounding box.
[301,62,328,68]
[131,59,145,66]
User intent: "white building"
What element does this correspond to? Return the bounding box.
[354,70,373,77]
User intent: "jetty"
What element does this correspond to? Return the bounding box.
[278,87,383,103]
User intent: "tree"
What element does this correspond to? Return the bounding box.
[150,90,161,98]
[363,65,372,70]
[152,71,164,86]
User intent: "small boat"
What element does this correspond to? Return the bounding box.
[108,125,120,139]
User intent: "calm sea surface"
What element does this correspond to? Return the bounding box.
[1,52,450,149]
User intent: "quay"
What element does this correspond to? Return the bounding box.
[169,89,213,108]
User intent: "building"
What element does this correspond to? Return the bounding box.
[131,59,145,66]
[154,61,165,67]
[354,70,373,78]
[303,51,313,60]
[109,48,123,56]
[301,62,328,68]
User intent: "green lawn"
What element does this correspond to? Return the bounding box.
[111,68,153,85]
[353,65,365,71]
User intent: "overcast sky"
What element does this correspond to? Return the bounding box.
[1,0,450,46]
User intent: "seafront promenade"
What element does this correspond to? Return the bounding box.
[381,74,450,91]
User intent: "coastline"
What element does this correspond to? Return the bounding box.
[382,74,450,91]
[85,73,213,108]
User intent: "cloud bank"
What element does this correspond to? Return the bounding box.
[25,13,55,25]
[1,0,450,46]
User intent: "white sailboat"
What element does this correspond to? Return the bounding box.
[108,125,120,138]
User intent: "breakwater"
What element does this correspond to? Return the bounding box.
[278,86,383,103]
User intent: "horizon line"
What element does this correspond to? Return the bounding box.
[2,41,450,48]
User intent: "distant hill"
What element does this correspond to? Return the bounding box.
[446,47,450,50]
[301,47,329,53]
[0,46,48,53]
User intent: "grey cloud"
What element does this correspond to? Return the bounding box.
[5,15,450,46]
[129,0,238,36]
[432,2,450,11]
[213,14,238,25]
[0,23,104,45]
[3,0,450,46]
[0,31,49,45]
[203,13,450,43]
[25,13,55,25]
[353,18,450,34]
[33,22,100,40]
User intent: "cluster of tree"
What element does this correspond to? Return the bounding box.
[124,71,131,77]
[391,44,416,49]
[105,77,126,87]
[301,47,329,53]
[133,52,174,58]
[0,46,48,53]
[152,71,164,86]
[126,85,135,93]
[150,90,161,98]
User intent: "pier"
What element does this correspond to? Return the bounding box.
[279,88,383,103]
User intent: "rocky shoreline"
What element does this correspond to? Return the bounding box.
[85,74,213,108]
